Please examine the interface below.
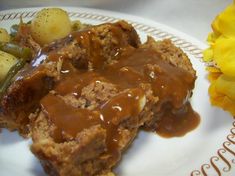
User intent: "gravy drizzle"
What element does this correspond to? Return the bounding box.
[41,88,144,158]
[39,31,200,158]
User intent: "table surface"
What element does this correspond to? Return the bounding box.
[0,0,232,43]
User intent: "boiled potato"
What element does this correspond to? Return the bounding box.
[0,50,17,81]
[30,8,71,45]
[0,28,10,43]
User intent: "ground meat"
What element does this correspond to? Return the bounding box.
[31,80,143,176]
[0,21,140,136]
[0,20,197,176]
[30,37,196,175]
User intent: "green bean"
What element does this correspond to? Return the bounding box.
[0,59,26,99]
[0,42,32,60]
[10,24,19,37]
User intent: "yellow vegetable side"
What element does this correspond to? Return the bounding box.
[203,2,235,116]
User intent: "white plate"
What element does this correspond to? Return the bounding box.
[0,7,234,176]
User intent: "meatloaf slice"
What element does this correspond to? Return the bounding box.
[42,20,140,70]
[31,78,147,176]
[0,20,140,135]
[31,37,197,176]
[140,37,199,137]
[0,62,58,135]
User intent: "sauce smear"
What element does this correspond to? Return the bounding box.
[41,88,144,157]
[155,103,200,138]
[38,33,200,159]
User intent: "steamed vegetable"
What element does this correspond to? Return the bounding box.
[10,24,19,37]
[0,42,32,60]
[0,28,10,42]
[0,42,31,82]
[0,50,18,81]
[30,8,72,45]
[0,58,26,99]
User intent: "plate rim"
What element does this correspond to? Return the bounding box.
[0,6,234,176]
[0,6,207,48]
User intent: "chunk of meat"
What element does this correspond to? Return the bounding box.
[1,20,198,176]
[0,62,57,134]
[31,80,146,176]
[31,37,197,176]
[42,20,140,69]
[0,21,140,135]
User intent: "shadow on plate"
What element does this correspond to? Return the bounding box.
[206,107,234,132]
[0,129,23,145]
[30,159,47,176]
[114,130,153,175]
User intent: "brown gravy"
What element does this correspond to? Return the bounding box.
[39,39,200,157]
[155,103,200,138]
[71,27,123,69]
[41,88,144,157]
[102,47,195,107]
[101,47,199,137]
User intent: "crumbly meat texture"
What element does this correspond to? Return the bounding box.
[43,20,140,70]
[0,21,140,135]
[141,37,196,131]
[0,62,58,135]
[31,81,147,176]
[30,38,195,176]
[1,20,196,176]
[143,37,195,76]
